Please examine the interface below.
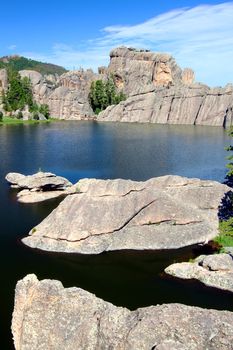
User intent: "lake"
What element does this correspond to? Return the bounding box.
[0,121,233,349]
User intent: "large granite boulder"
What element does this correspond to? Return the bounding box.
[12,274,233,350]
[165,253,233,293]
[5,172,73,203]
[19,70,42,86]
[22,176,229,254]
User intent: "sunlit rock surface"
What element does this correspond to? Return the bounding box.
[22,175,229,254]
[12,274,233,350]
[165,253,233,293]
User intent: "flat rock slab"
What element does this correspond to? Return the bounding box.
[165,253,233,293]
[12,274,233,350]
[17,190,66,203]
[6,171,72,190]
[22,175,229,254]
[5,171,73,203]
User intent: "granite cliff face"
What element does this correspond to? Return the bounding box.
[1,47,233,125]
[98,47,233,127]
[12,274,233,350]
[18,69,103,120]
[107,47,185,95]
[22,176,229,254]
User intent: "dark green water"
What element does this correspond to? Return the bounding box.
[0,121,232,349]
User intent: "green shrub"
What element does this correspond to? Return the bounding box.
[30,103,50,119]
[39,104,50,119]
[214,218,233,249]
[16,111,23,119]
[0,111,3,121]
[32,112,39,120]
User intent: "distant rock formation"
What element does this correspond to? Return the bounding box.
[0,68,8,92]
[12,274,233,350]
[1,46,233,126]
[18,69,103,120]
[98,47,233,127]
[22,175,228,254]
[165,253,233,293]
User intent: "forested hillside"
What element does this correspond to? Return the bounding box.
[0,55,67,75]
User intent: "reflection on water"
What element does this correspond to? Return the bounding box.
[0,121,232,349]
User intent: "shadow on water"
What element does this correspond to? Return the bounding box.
[0,122,232,349]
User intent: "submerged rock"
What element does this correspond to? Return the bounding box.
[22,175,228,253]
[165,253,233,293]
[12,274,233,350]
[5,171,73,203]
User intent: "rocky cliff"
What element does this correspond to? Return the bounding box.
[1,47,233,125]
[18,69,104,120]
[98,47,233,127]
[12,274,233,350]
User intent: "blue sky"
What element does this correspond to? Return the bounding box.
[1,0,233,86]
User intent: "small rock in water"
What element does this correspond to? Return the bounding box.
[5,171,73,203]
[165,253,233,293]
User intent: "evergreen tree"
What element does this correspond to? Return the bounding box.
[3,68,34,112]
[89,77,126,114]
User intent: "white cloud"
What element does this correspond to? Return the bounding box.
[21,2,233,86]
[8,44,17,50]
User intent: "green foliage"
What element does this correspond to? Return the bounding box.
[225,127,233,176]
[219,218,233,237]
[39,104,50,119]
[30,103,50,119]
[214,218,233,249]
[0,116,50,125]
[16,111,23,119]
[214,234,233,247]
[0,111,3,121]
[0,55,66,75]
[89,77,126,114]
[3,68,33,112]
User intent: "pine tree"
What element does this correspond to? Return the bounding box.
[3,68,34,113]
[89,77,126,114]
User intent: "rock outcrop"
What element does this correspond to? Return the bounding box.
[97,47,233,127]
[19,68,103,120]
[97,47,233,126]
[22,175,228,254]
[107,47,183,95]
[1,47,233,125]
[165,253,233,293]
[98,84,233,126]
[0,68,8,92]
[12,274,233,350]
[5,172,74,203]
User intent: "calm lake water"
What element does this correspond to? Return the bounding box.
[0,121,233,349]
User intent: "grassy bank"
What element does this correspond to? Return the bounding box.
[214,218,233,251]
[0,117,59,125]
